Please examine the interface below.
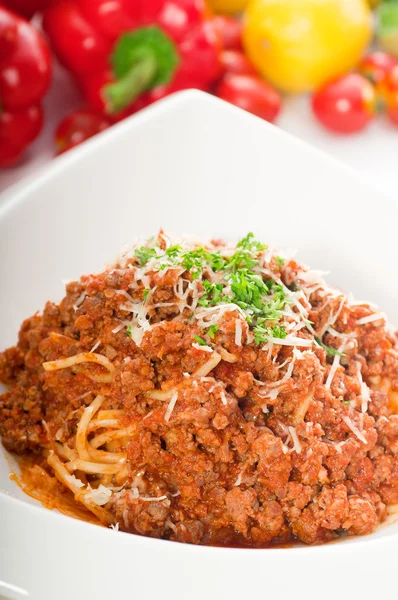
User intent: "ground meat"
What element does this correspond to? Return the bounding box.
[1,237,398,548]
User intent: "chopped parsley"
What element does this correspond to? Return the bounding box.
[142,289,150,304]
[315,337,345,357]
[133,233,288,346]
[275,256,285,266]
[135,247,157,266]
[207,325,219,339]
[193,334,207,346]
[126,324,132,337]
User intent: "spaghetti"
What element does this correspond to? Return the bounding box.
[1,232,397,547]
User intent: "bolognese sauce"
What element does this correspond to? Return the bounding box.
[0,232,397,546]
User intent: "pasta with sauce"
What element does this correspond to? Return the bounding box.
[0,232,397,547]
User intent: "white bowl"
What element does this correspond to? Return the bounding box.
[0,91,397,600]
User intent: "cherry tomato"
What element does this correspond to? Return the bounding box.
[360,51,398,85]
[211,15,243,50]
[220,50,256,76]
[55,109,110,154]
[0,104,43,167]
[378,65,398,126]
[312,73,376,134]
[216,74,281,123]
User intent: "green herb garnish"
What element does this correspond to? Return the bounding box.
[132,233,289,346]
[207,325,219,339]
[315,337,345,357]
[135,247,157,266]
[193,334,207,346]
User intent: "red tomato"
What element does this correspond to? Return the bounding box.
[216,74,281,123]
[211,15,242,50]
[220,50,256,76]
[55,109,110,154]
[312,73,376,134]
[360,51,398,85]
[378,65,398,126]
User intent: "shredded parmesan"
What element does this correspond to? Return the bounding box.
[164,391,178,423]
[90,340,101,353]
[192,343,213,352]
[235,320,242,346]
[140,495,168,502]
[85,484,112,506]
[342,415,368,444]
[234,467,246,486]
[356,312,386,326]
[356,362,371,413]
[264,336,313,348]
[288,426,302,453]
[64,474,85,489]
[73,291,86,311]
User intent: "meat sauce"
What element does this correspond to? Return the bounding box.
[1,233,397,547]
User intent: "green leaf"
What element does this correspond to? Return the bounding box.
[193,335,207,346]
[112,26,180,88]
[135,247,157,266]
[143,289,150,304]
[315,337,345,357]
[207,325,219,339]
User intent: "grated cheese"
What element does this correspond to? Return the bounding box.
[356,362,371,413]
[90,340,101,353]
[288,426,302,453]
[234,467,246,486]
[356,312,386,326]
[264,336,313,348]
[342,415,368,444]
[140,495,168,502]
[164,391,178,423]
[192,343,213,352]
[85,484,112,506]
[235,319,242,346]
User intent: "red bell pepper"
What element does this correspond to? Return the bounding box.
[43,0,221,119]
[2,0,51,20]
[0,5,52,167]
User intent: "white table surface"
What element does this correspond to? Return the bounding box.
[0,64,397,199]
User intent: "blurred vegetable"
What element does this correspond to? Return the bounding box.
[220,50,256,76]
[360,50,398,84]
[211,15,242,50]
[216,73,281,122]
[378,0,398,57]
[0,105,43,167]
[43,0,221,118]
[0,5,51,166]
[378,64,398,124]
[2,0,51,19]
[312,73,376,134]
[208,0,248,14]
[243,0,372,93]
[55,109,110,154]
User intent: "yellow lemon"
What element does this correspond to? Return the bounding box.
[243,0,372,93]
[208,0,248,14]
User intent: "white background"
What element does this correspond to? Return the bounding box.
[0,62,397,198]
